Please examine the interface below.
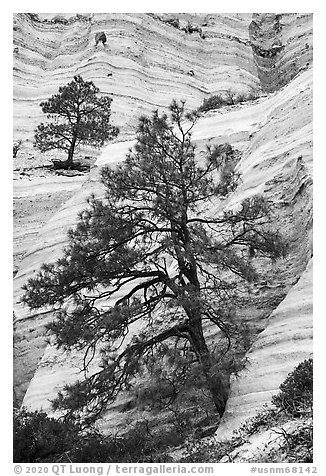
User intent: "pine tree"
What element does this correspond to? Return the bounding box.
[34,75,119,169]
[23,100,287,422]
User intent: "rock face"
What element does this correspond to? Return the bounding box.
[13,12,259,151]
[249,13,312,92]
[13,13,312,439]
[215,259,313,440]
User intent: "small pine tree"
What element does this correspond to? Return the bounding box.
[34,75,119,169]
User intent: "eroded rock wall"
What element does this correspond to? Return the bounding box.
[215,258,313,440]
[13,14,312,437]
[249,13,312,92]
[13,12,260,152]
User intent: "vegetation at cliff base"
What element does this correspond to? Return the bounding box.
[14,359,312,463]
[182,358,313,463]
[272,357,313,417]
[13,408,79,463]
[14,408,166,463]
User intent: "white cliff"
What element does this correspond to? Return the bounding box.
[13,13,312,441]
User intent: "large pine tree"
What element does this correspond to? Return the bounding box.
[24,100,286,422]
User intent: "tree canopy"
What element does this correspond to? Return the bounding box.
[34,75,119,168]
[23,100,287,423]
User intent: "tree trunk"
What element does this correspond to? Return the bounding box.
[202,358,229,417]
[67,135,77,169]
[189,319,228,417]
[174,226,229,415]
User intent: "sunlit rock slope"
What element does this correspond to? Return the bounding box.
[13,13,312,438]
[215,258,313,441]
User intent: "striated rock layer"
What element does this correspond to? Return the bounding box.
[13,12,259,152]
[249,13,312,92]
[13,13,312,151]
[13,13,312,438]
[215,258,313,440]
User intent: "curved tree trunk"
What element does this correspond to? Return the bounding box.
[189,318,229,416]
[201,355,229,417]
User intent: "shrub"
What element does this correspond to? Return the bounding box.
[272,358,313,416]
[282,421,313,463]
[236,406,281,437]
[13,408,80,462]
[165,18,180,29]
[184,22,202,35]
[71,419,181,463]
[198,90,260,113]
[13,140,22,158]
[52,15,69,25]
[181,435,243,463]
[198,94,228,112]
[258,421,313,463]
[14,409,176,463]
[71,422,153,463]
[27,13,41,22]
[266,421,313,463]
